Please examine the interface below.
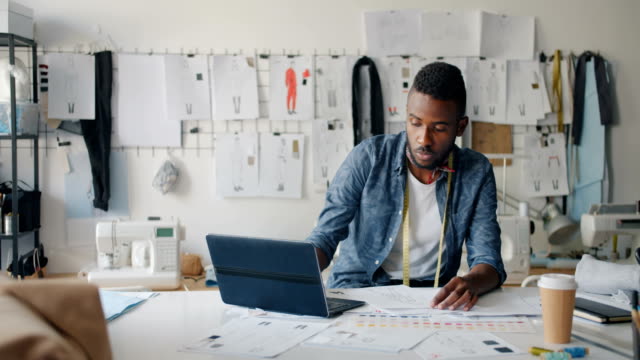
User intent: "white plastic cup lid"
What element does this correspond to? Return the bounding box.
[538,273,577,290]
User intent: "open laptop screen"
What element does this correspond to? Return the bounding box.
[206,234,331,317]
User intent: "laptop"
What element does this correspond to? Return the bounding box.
[206,234,365,318]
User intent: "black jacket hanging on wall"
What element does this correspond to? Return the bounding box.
[572,51,612,145]
[80,51,113,211]
[351,56,384,146]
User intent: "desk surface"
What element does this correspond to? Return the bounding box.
[107,288,635,360]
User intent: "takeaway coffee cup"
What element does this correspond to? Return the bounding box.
[538,273,578,344]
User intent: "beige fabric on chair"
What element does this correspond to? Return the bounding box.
[0,279,112,360]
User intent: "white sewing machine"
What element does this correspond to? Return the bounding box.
[499,215,532,285]
[87,220,181,290]
[581,203,640,263]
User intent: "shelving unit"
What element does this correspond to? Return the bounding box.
[0,33,39,277]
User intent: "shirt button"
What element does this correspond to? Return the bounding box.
[398,210,402,215]
[374,260,379,265]
[388,237,393,242]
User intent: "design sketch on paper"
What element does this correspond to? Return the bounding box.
[376,57,413,123]
[506,60,550,125]
[413,331,522,359]
[46,53,95,119]
[211,55,259,121]
[259,133,304,198]
[269,56,314,120]
[364,10,422,57]
[421,11,483,57]
[466,58,507,123]
[312,119,352,188]
[521,133,569,197]
[164,54,211,121]
[315,55,356,120]
[215,133,259,198]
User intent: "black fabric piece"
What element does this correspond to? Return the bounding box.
[572,51,613,145]
[80,51,112,211]
[593,56,613,125]
[351,56,384,146]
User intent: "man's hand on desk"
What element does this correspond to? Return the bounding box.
[430,263,500,311]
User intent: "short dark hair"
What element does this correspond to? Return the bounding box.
[411,62,466,118]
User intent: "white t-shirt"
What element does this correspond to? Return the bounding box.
[381,170,447,279]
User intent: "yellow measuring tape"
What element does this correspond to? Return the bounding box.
[402,152,454,287]
[552,49,563,132]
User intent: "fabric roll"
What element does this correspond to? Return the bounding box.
[575,254,640,295]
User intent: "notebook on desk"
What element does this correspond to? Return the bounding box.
[205,234,365,318]
[573,297,632,324]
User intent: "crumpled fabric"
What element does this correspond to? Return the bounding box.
[152,160,179,194]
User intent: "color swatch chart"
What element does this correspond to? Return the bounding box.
[349,314,534,333]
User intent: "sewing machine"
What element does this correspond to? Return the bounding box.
[87,220,181,290]
[499,215,532,284]
[581,203,640,263]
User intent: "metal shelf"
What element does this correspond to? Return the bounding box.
[0,228,39,240]
[0,134,38,140]
[0,32,40,278]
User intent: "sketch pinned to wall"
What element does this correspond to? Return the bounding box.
[46,53,95,119]
[114,54,181,147]
[211,55,259,121]
[259,133,304,198]
[164,54,211,121]
[481,12,535,60]
[315,55,356,121]
[413,331,523,359]
[312,119,352,188]
[364,10,422,57]
[376,57,412,122]
[422,10,482,57]
[506,60,550,125]
[64,150,129,219]
[269,56,314,120]
[538,59,574,126]
[215,133,260,198]
[521,133,569,198]
[466,58,507,123]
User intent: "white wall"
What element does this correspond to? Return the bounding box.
[1,0,638,273]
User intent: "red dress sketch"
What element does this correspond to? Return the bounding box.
[285,66,297,114]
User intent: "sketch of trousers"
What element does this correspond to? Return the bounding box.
[232,96,241,114]
[232,137,244,192]
[277,139,287,191]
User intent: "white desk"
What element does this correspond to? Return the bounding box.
[108,288,635,360]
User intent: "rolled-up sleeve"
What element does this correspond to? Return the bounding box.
[306,142,371,263]
[465,167,507,286]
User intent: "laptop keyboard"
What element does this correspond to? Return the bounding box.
[327,297,362,312]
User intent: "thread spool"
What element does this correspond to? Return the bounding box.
[540,352,571,360]
[563,347,589,358]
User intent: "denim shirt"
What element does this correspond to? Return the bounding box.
[307,132,506,288]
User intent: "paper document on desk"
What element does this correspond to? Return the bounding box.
[327,286,541,316]
[99,291,158,321]
[182,317,331,358]
[413,331,524,359]
[304,314,434,353]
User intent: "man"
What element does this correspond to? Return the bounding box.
[307,62,505,311]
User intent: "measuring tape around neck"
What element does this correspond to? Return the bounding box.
[402,152,454,287]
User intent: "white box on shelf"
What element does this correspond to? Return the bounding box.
[0,1,33,40]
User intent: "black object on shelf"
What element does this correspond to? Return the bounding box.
[0,33,40,278]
